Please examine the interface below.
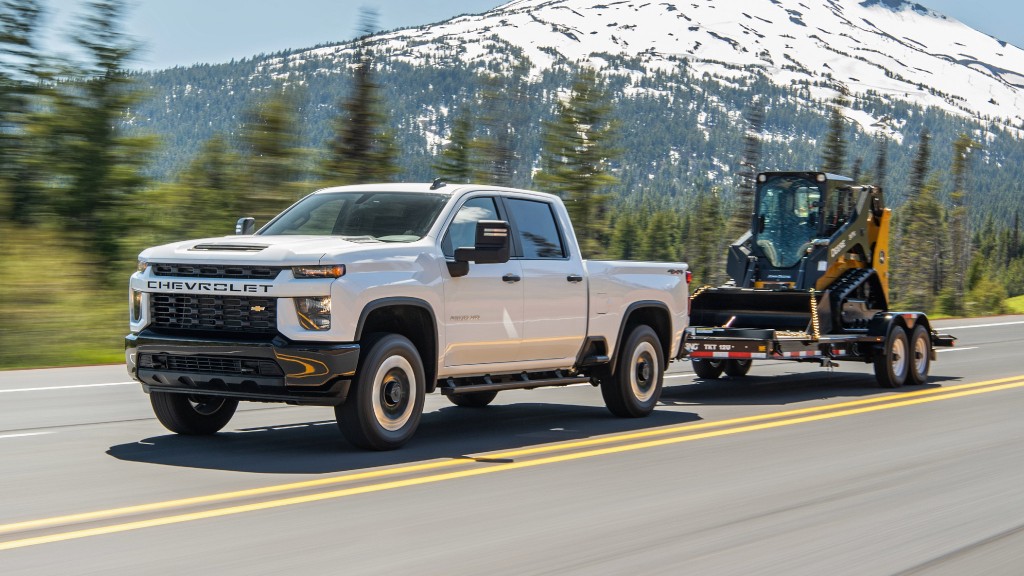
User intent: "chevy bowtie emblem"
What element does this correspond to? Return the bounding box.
[251,305,267,312]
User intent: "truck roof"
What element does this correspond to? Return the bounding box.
[311,182,561,201]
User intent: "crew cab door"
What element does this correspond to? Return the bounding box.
[504,197,588,362]
[441,195,524,366]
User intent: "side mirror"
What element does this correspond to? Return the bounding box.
[448,220,511,277]
[455,220,510,264]
[235,217,255,235]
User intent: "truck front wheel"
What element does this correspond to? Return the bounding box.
[601,325,664,417]
[150,392,238,435]
[337,334,425,450]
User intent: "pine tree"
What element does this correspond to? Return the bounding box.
[320,8,398,185]
[0,0,47,224]
[47,0,156,272]
[432,110,473,183]
[474,59,531,187]
[534,67,620,258]
[238,90,304,223]
[609,210,640,259]
[820,98,848,175]
[894,179,944,311]
[908,128,930,202]
[947,133,981,312]
[873,136,888,189]
[728,98,763,243]
[165,135,245,239]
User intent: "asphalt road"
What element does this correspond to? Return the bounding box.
[2,315,1023,575]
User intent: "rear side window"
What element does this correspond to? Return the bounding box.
[506,198,565,259]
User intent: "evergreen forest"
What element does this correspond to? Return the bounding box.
[1,0,1021,369]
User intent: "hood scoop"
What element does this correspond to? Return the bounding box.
[189,243,269,252]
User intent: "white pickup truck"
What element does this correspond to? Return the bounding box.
[127,182,689,449]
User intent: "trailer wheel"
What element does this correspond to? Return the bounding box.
[908,324,931,386]
[723,359,752,377]
[337,333,425,450]
[150,392,238,435]
[601,325,664,417]
[874,326,909,388]
[447,390,498,408]
[692,359,725,379]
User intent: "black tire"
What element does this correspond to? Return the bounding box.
[723,359,752,377]
[874,325,910,388]
[447,390,498,408]
[908,324,932,386]
[150,392,238,435]
[692,358,725,379]
[601,325,664,417]
[337,334,425,450]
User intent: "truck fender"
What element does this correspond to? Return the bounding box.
[355,297,439,392]
[609,301,672,375]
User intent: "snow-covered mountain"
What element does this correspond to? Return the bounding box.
[267,0,1024,129]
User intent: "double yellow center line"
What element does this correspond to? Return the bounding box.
[2,375,1023,551]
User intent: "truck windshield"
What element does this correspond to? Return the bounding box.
[755,176,821,268]
[258,191,449,241]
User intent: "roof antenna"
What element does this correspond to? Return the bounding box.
[430,178,447,190]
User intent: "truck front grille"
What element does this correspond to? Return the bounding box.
[138,354,284,377]
[150,294,277,335]
[152,263,281,280]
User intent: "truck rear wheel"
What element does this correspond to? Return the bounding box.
[447,390,498,408]
[602,325,664,417]
[337,334,425,450]
[723,359,752,377]
[691,359,725,379]
[150,392,238,435]
[908,324,932,386]
[874,326,909,388]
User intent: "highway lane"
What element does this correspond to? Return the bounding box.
[1,315,1022,574]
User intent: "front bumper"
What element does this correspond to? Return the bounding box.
[125,330,359,406]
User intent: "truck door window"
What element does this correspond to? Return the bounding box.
[442,197,499,258]
[505,199,566,259]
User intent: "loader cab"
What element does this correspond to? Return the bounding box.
[754,174,822,269]
[746,172,854,287]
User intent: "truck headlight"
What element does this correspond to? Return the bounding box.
[295,296,331,330]
[131,290,143,322]
[137,259,148,273]
[292,265,345,279]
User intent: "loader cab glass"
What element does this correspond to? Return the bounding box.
[755,176,822,268]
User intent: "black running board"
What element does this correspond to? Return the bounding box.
[441,375,591,395]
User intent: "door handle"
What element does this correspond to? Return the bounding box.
[502,274,521,283]
[567,274,583,283]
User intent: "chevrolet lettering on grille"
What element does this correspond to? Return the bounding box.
[146,280,272,293]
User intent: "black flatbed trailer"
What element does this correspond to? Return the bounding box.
[682,311,956,387]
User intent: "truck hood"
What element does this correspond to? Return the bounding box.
[138,235,403,265]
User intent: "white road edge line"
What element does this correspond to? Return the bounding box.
[943,320,1024,330]
[0,432,53,440]
[936,347,979,353]
[0,382,136,394]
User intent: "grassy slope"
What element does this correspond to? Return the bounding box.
[1006,295,1024,314]
[0,226,126,369]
